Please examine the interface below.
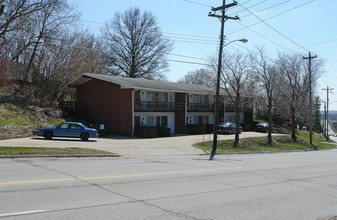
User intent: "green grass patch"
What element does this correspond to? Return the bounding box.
[195,131,336,153]
[47,117,65,125]
[0,147,114,156]
[0,103,65,127]
[0,103,36,126]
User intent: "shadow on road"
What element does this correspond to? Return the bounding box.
[30,137,97,143]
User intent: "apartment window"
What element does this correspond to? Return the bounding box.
[193,115,208,124]
[200,116,208,124]
[146,116,155,126]
[199,96,205,104]
[147,92,157,102]
[228,115,235,122]
[161,116,168,127]
[159,93,168,102]
[191,95,208,104]
[144,116,169,127]
[147,92,168,102]
[193,116,199,124]
[156,116,161,127]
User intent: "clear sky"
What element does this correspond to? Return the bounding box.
[72,0,337,110]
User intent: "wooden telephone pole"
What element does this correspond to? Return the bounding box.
[322,86,334,140]
[303,52,317,147]
[209,0,239,160]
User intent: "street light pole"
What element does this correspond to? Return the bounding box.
[208,0,246,160]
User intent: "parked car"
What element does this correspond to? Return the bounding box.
[218,122,242,134]
[33,122,99,141]
[255,123,276,133]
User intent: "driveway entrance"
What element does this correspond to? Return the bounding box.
[0,132,272,157]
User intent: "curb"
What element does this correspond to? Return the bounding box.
[212,147,337,155]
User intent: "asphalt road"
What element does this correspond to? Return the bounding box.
[1,150,337,219]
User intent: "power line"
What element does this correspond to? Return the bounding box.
[169,53,208,61]
[166,35,218,43]
[164,32,218,40]
[81,19,105,25]
[238,1,309,52]
[78,0,314,51]
[235,21,291,51]
[172,39,217,45]
[305,38,337,48]
[182,0,256,8]
[6,35,211,67]
[230,0,269,16]
[182,0,212,8]
[78,21,221,43]
[228,0,314,35]
[79,21,220,46]
[168,59,209,66]
[240,0,291,18]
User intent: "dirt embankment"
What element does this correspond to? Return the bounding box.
[0,103,64,140]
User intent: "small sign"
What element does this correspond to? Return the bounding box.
[100,124,104,129]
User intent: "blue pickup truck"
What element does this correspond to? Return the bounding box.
[33,122,99,141]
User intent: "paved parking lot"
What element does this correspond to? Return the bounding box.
[0,132,275,157]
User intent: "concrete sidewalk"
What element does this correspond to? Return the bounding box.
[0,132,273,157]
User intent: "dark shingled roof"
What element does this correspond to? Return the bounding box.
[65,73,221,95]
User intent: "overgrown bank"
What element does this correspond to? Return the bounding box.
[0,103,65,140]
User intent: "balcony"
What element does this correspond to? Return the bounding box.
[187,103,214,112]
[225,104,253,113]
[134,101,185,112]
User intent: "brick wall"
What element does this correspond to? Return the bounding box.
[175,93,186,134]
[77,79,133,136]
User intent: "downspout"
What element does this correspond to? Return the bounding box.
[132,89,139,136]
[185,94,188,133]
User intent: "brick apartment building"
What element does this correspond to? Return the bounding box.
[64,73,253,136]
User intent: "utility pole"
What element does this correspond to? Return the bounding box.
[303,52,317,147]
[322,86,334,140]
[323,102,326,138]
[208,0,239,160]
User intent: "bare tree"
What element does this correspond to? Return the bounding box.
[178,68,215,86]
[277,52,310,141]
[250,47,279,145]
[101,7,173,80]
[24,0,79,81]
[1,0,79,79]
[27,30,104,105]
[218,52,252,148]
[0,0,45,38]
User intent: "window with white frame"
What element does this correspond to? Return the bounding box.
[146,116,155,126]
[146,115,168,127]
[192,115,208,125]
[191,95,207,104]
[161,116,168,127]
[146,92,168,102]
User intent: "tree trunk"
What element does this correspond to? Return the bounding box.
[233,96,240,148]
[267,95,273,145]
[291,105,297,142]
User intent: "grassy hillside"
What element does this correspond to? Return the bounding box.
[0,103,65,127]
